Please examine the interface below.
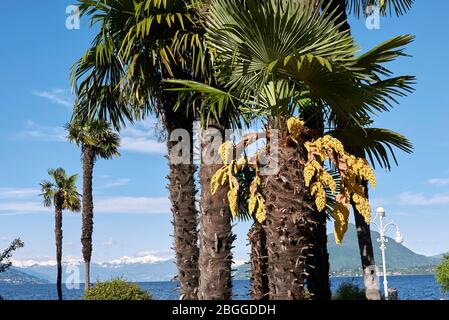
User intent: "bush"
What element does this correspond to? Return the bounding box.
[436,255,449,293]
[83,278,152,301]
[333,282,366,300]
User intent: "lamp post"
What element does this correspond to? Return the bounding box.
[371,207,404,300]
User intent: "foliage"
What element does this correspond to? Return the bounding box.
[40,168,81,212]
[0,239,24,273]
[436,255,449,293]
[333,281,366,300]
[211,136,266,223]
[66,120,121,161]
[347,0,414,17]
[83,278,153,301]
[211,117,376,244]
[302,130,376,244]
[71,0,208,129]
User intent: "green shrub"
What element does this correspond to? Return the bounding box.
[333,281,366,300]
[83,278,152,301]
[436,255,449,293]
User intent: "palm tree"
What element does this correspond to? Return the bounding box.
[40,168,81,301]
[66,120,120,291]
[71,0,214,299]
[321,0,415,300]
[170,0,414,299]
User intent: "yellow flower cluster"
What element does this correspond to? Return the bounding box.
[211,142,267,222]
[311,182,326,212]
[219,141,234,164]
[248,175,266,223]
[352,192,371,224]
[333,202,350,244]
[304,160,322,187]
[304,134,377,244]
[344,155,376,188]
[287,117,305,142]
[228,188,239,218]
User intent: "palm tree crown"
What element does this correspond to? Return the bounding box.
[40,168,81,212]
[66,120,121,161]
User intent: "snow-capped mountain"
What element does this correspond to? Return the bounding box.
[11,254,177,283]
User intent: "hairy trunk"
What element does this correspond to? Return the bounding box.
[82,146,95,291]
[161,84,200,300]
[166,121,200,300]
[322,0,379,299]
[198,123,234,300]
[353,181,381,300]
[263,133,314,300]
[248,221,269,300]
[55,206,63,301]
[303,103,331,299]
[305,211,331,299]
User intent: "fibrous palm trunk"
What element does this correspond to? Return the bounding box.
[55,206,63,301]
[163,90,200,300]
[353,180,381,300]
[263,132,314,300]
[303,106,331,300]
[198,124,234,300]
[321,0,380,300]
[81,146,95,291]
[248,221,269,300]
[304,211,331,299]
[166,123,200,300]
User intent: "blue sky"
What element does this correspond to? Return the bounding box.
[0,1,448,266]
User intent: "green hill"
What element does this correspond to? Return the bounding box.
[328,224,439,272]
[234,224,441,279]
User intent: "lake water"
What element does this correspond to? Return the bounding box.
[0,275,444,300]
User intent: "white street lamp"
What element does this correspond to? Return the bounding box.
[371,207,404,300]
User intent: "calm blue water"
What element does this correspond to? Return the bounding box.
[0,275,443,300]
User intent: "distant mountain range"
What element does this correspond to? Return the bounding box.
[1,225,444,284]
[235,225,443,279]
[327,225,440,273]
[0,268,49,284]
[2,258,177,284]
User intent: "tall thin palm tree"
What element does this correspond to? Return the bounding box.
[321,0,415,300]
[40,168,81,301]
[66,120,120,291]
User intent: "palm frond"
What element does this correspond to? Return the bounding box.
[328,127,413,170]
[347,0,414,17]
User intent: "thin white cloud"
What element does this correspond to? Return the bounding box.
[120,120,166,155]
[97,178,131,189]
[120,137,166,154]
[398,192,449,206]
[0,197,170,215]
[427,178,449,186]
[0,188,39,199]
[32,88,73,108]
[0,201,49,214]
[102,238,117,248]
[19,121,66,142]
[94,196,170,214]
